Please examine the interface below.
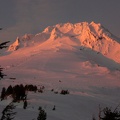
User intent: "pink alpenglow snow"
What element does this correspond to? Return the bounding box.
[0,21,120,120]
[8,21,120,63]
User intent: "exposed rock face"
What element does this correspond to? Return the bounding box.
[8,37,20,51]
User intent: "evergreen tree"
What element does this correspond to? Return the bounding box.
[20,84,26,100]
[12,84,26,102]
[6,85,13,96]
[0,32,10,80]
[0,102,16,120]
[23,100,27,109]
[52,105,56,111]
[0,87,6,101]
[38,106,42,111]
[0,67,5,80]
[0,41,10,49]
[37,107,47,120]
[93,105,120,120]
[99,107,120,120]
[12,85,20,101]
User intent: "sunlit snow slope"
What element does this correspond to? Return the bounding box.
[8,21,120,63]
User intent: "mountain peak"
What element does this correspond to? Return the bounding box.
[90,21,101,26]
[8,37,20,51]
[8,21,120,63]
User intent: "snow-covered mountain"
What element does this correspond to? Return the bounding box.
[8,21,120,63]
[0,21,120,120]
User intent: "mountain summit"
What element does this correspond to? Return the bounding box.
[8,21,120,63]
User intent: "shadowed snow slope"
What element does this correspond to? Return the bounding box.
[0,21,120,120]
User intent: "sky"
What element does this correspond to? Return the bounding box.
[0,0,120,43]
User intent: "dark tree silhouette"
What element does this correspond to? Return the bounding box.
[60,90,69,95]
[0,31,10,80]
[52,105,56,111]
[25,84,37,92]
[0,84,39,102]
[23,100,28,109]
[6,85,13,96]
[0,67,6,80]
[37,107,47,120]
[12,84,26,102]
[0,87,6,101]
[0,41,10,49]
[0,102,16,120]
[93,105,120,120]
[99,107,120,120]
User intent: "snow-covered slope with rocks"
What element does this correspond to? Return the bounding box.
[0,21,120,120]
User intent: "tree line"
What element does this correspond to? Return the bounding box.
[0,102,47,120]
[0,84,38,102]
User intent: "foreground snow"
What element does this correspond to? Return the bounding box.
[0,47,120,120]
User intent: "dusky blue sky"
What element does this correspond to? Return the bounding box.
[0,0,120,42]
